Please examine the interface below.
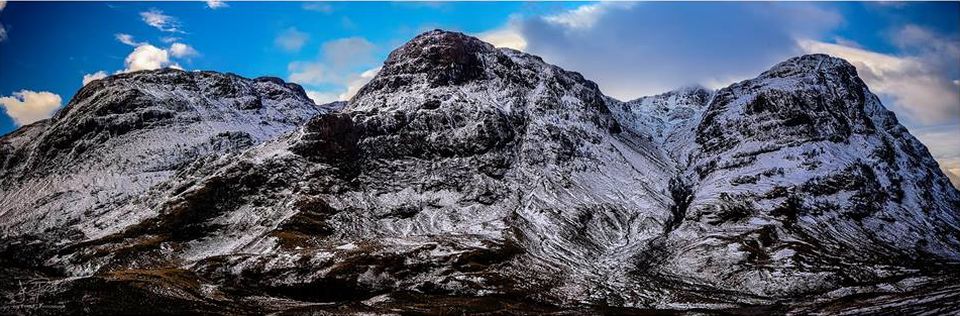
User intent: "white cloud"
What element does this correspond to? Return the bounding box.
[123,44,172,73]
[477,22,527,51]
[109,34,197,73]
[798,39,960,125]
[0,90,62,126]
[82,71,108,86]
[168,42,198,58]
[305,90,341,105]
[275,27,309,52]
[0,1,6,11]
[206,0,227,9]
[140,9,182,33]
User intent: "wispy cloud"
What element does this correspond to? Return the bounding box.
[140,9,182,33]
[288,37,379,102]
[115,33,146,47]
[323,37,375,68]
[288,37,375,84]
[160,36,181,44]
[543,2,632,30]
[206,0,228,10]
[275,27,309,52]
[303,2,333,13]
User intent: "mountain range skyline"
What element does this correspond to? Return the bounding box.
[1,3,959,312]
[1,28,959,313]
[1,1,958,185]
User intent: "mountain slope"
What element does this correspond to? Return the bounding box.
[0,69,323,241]
[0,31,957,314]
[609,54,960,302]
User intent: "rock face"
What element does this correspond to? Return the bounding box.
[1,30,958,314]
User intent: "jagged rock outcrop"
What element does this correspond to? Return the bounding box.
[1,31,957,314]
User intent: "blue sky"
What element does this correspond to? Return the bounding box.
[0,1,958,178]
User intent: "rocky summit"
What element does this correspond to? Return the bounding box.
[1,30,958,315]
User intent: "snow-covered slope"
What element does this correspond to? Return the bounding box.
[0,31,957,314]
[0,69,323,240]
[611,54,960,303]
[608,85,713,167]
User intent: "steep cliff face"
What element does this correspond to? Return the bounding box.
[0,31,957,314]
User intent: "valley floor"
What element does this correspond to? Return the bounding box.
[2,270,958,315]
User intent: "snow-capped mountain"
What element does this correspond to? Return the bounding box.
[0,69,323,240]
[611,54,960,302]
[1,30,957,314]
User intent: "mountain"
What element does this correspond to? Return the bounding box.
[611,54,960,302]
[0,70,325,242]
[1,30,958,314]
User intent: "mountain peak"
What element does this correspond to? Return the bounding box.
[388,29,494,74]
[758,53,859,81]
[353,30,496,99]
